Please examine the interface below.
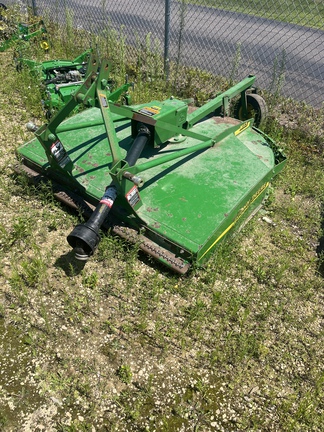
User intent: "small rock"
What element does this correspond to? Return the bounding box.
[262,216,276,226]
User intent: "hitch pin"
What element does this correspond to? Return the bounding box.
[122,171,144,187]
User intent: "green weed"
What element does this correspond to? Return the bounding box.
[116,364,133,384]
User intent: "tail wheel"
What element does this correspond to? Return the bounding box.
[234,93,268,127]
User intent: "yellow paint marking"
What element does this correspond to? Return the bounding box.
[234,121,250,136]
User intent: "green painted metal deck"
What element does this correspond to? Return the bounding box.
[19,106,278,264]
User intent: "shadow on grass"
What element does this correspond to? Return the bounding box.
[54,250,86,276]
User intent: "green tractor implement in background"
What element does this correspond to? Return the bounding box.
[18,49,131,118]
[16,55,286,274]
[0,3,48,52]
[17,49,93,118]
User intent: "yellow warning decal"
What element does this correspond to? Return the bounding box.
[234,121,250,136]
[139,106,161,116]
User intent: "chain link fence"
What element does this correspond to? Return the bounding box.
[5,0,324,107]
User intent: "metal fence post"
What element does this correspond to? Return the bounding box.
[164,0,171,80]
[30,0,37,15]
[21,0,323,106]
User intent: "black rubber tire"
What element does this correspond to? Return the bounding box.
[234,93,268,127]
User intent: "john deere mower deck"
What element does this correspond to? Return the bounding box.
[17,55,286,274]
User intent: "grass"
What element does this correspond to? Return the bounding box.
[0,6,324,431]
[187,0,324,29]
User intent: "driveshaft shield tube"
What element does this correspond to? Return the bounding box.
[67,124,150,260]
